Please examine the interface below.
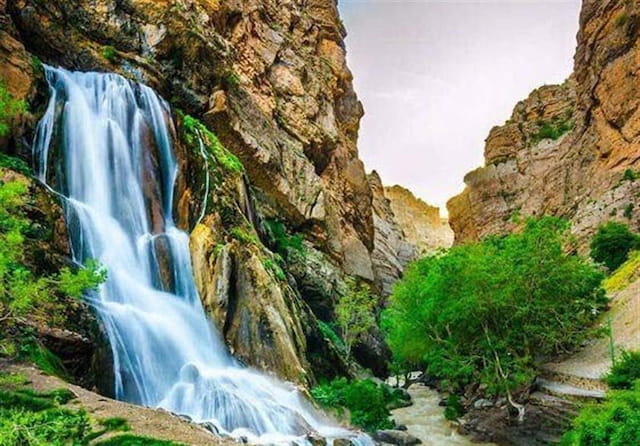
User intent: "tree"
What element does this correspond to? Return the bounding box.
[383,217,606,418]
[335,278,376,360]
[590,221,640,271]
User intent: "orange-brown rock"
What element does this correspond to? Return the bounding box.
[449,0,640,247]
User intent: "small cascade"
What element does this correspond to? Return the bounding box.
[33,66,371,446]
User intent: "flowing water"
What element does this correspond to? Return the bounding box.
[33,67,370,445]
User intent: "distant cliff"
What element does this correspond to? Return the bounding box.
[449,0,640,248]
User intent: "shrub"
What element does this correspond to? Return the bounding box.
[102,46,118,64]
[0,82,26,137]
[444,394,464,421]
[317,320,346,354]
[606,351,640,390]
[531,117,573,143]
[383,217,606,404]
[590,222,640,271]
[311,378,398,432]
[230,226,259,245]
[0,179,106,359]
[263,258,286,281]
[623,169,637,182]
[263,219,305,260]
[561,384,640,446]
[335,278,377,360]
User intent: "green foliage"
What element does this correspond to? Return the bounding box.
[561,384,640,446]
[624,203,634,219]
[335,278,377,360]
[102,46,118,64]
[0,179,106,358]
[603,250,640,292]
[590,222,640,271]
[444,394,464,421]
[311,378,399,432]
[96,435,185,446]
[0,377,175,445]
[230,226,259,245]
[531,117,573,144]
[19,343,68,378]
[317,320,347,354]
[606,351,640,390]
[181,113,243,173]
[263,258,286,281]
[0,154,30,176]
[383,217,606,398]
[263,219,305,260]
[224,72,240,88]
[0,82,26,137]
[623,169,637,182]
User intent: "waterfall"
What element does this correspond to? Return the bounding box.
[33,67,370,446]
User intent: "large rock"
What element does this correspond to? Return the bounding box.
[449,0,640,249]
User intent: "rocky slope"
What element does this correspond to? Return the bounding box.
[0,0,450,388]
[449,0,640,248]
[369,172,452,297]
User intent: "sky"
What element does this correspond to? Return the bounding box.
[338,0,582,212]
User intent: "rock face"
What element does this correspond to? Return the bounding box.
[0,0,384,384]
[369,172,453,297]
[384,185,453,255]
[449,0,640,249]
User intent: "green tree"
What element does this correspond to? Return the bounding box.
[383,217,606,418]
[590,221,640,271]
[335,278,376,360]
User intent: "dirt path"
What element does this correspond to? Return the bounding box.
[1,362,227,445]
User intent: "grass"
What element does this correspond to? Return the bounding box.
[181,113,243,173]
[603,250,640,292]
[317,320,346,354]
[96,435,185,446]
[263,258,286,281]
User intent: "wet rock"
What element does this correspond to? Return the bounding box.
[473,399,495,409]
[373,430,421,446]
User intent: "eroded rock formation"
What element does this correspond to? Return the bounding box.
[449,0,640,249]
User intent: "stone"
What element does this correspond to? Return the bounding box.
[373,430,422,446]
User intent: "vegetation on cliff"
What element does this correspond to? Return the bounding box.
[590,222,640,272]
[383,217,606,413]
[0,175,105,367]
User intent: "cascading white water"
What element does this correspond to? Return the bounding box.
[33,66,371,446]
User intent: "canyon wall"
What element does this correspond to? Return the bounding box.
[449,0,640,249]
[0,0,449,385]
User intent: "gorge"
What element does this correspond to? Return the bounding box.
[1,0,640,445]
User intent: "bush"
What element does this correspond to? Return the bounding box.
[561,384,640,446]
[263,219,305,260]
[590,222,640,271]
[606,351,640,390]
[0,82,26,137]
[102,46,118,64]
[311,378,399,432]
[0,179,106,358]
[444,394,464,421]
[531,117,573,143]
[383,217,606,401]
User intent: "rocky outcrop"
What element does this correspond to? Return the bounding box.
[1,0,375,383]
[369,173,453,297]
[448,0,640,249]
[384,185,453,255]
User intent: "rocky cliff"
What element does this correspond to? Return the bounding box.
[449,0,640,248]
[0,0,401,386]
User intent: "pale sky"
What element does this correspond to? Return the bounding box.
[338,0,582,212]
